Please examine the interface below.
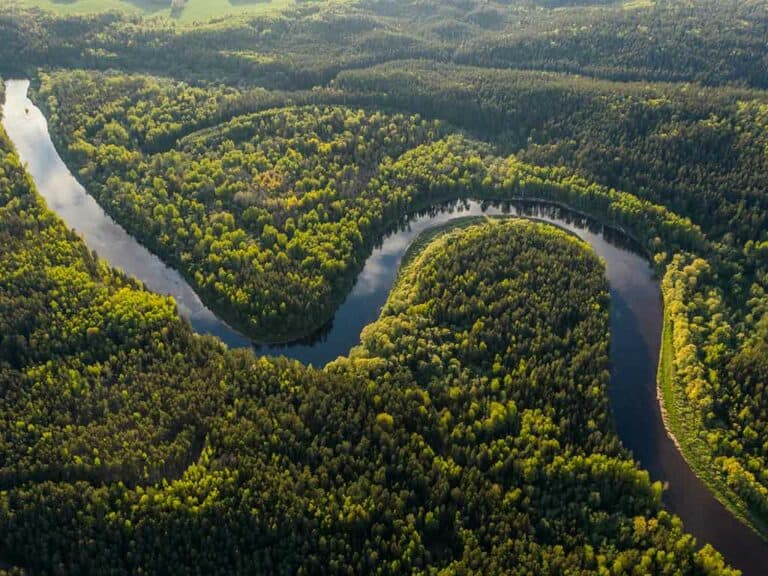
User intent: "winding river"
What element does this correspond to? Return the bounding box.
[3,78,767,574]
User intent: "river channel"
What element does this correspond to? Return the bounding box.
[3,78,766,575]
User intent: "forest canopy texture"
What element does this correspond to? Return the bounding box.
[1,0,768,574]
[0,140,735,573]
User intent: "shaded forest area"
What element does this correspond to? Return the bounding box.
[1,0,768,573]
[0,129,736,572]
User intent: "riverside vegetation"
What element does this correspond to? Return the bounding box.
[1,0,768,572]
[0,125,736,572]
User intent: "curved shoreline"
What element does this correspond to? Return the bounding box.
[26,75,666,348]
[657,309,768,540]
[4,77,767,575]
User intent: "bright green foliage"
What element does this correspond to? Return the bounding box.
[7,0,297,23]
[37,69,709,341]
[0,126,234,488]
[29,60,768,536]
[39,70,442,339]
[0,0,767,566]
[333,57,768,538]
[335,60,768,243]
[0,131,736,573]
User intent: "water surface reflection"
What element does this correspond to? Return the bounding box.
[4,78,766,575]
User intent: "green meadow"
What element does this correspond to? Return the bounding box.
[1,0,298,23]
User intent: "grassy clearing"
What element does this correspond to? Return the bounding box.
[623,0,655,9]
[1,0,297,23]
[657,309,768,539]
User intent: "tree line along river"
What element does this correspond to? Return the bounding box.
[3,78,766,575]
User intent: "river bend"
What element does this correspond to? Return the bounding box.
[3,78,766,575]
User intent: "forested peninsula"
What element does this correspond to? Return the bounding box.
[1,0,767,573]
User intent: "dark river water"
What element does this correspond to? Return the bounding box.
[3,78,766,574]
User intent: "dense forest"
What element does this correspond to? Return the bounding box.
[1,0,767,89]
[37,70,445,340]
[1,0,768,573]
[334,61,768,243]
[0,125,736,572]
[34,69,710,342]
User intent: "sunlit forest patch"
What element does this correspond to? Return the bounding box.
[1,0,768,572]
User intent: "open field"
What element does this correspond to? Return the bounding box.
[0,0,299,22]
